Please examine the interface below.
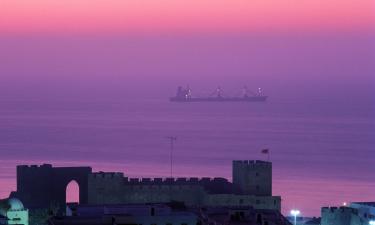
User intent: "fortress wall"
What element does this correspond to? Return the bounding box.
[88,173,206,205]
[88,172,125,204]
[203,194,281,211]
[123,177,230,186]
[88,173,230,187]
[88,172,280,211]
[121,185,206,206]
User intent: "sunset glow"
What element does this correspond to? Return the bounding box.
[1,0,374,34]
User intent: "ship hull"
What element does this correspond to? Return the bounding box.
[170,96,268,102]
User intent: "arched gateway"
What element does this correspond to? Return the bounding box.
[13,164,92,210]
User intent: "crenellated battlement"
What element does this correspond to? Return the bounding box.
[122,177,230,185]
[87,174,232,196]
[90,172,124,179]
[88,173,230,187]
[17,164,53,170]
[233,160,271,168]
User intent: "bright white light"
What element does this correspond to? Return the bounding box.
[290,209,300,217]
[369,220,375,225]
[343,202,347,206]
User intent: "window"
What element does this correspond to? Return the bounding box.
[234,212,240,221]
[256,200,260,204]
[255,172,259,177]
[239,199,244,204]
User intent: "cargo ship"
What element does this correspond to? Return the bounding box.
[169,86,268,102]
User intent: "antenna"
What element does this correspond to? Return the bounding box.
[258,88,262,96]
[166,136,177,178]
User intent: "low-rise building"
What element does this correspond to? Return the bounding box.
[198,206,291,225]
[285,216,320,225]
[349,202,375,221]
[321,204,374,225]
[0,198,29,225]
[51,203,291,225]
[51,203,197,225]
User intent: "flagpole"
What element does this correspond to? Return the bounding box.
[261,149,270,162]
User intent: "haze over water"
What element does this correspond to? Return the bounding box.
[0,72,374,216]
[1,0,375,217]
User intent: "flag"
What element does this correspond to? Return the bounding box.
[261,149,269,154]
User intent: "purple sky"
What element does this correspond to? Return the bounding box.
[1,32,374,101]
[1,0,375,217]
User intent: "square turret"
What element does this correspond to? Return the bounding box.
[232,160,272,196]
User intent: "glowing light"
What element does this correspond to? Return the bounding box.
[290,210,300,225]
[290,209,300,217]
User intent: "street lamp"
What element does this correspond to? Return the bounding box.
[369,220,375,225]
[290,209,300,225]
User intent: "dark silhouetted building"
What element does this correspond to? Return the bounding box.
[12,161,280,212]
[50,204,291,225]
[321,202,375,225]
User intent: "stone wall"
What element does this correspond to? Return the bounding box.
[87,172,281,211]
[203,194,280,210]
[88,172,208,206]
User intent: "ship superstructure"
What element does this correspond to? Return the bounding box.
[170,86,268,102]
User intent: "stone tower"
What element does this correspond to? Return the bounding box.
[232,160,272,196]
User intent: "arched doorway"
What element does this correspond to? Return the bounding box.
[66,180,80,204]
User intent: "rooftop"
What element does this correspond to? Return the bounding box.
[351,202,375,207]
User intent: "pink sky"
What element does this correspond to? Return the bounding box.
[1,0,374,34]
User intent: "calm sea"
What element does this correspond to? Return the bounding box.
[0,97,374,216]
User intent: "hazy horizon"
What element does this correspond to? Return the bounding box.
[1,0,375,219]
[1,32,374,102]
